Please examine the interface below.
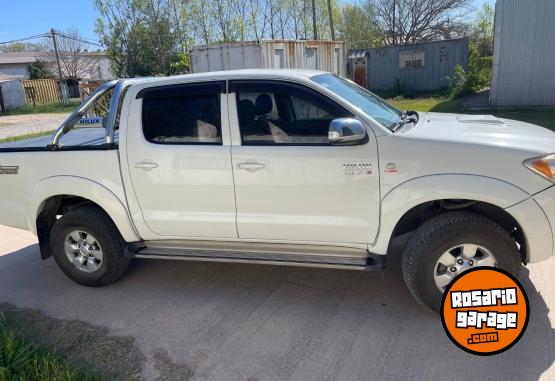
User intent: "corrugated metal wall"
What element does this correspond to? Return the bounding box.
[490,0,555,106]
[190,42,263,73]
[190,40,345,76]
[348,38,468,92]
[259,40,345,76]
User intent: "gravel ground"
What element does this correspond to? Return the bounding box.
[0,225,554,381]
[0,113,68,140]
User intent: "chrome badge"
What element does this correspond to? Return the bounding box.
[344,163,372,176]
[0,165,19,175]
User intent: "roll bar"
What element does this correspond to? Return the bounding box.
[50,79,134,148]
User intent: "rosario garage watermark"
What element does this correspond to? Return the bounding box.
[441,268,529,355]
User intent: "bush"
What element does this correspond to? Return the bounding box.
[449,43,493,98]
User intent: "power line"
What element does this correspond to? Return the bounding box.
[0,30,103,47]
[53,30,103,47]
[0,33,50,45]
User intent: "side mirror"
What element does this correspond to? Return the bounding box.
[328,118,367,144]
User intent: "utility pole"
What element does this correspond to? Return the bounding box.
[327,0,335,40]
[311,0,318,40]
[50,28,63,80]
[50,28,68,104]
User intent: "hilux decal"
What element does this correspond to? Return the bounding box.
[343,163,372,176]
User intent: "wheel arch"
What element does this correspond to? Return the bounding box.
[30,176,141,259]
[372,174,541,263]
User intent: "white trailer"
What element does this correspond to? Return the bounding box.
[189,40,346,76]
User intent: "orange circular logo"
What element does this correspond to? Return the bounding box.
[441,268,529,356]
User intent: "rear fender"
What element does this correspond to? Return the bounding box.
[28,176,140,242]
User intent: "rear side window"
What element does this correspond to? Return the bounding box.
[141,83,223,145]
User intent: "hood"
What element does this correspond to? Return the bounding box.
[403,112,555,155]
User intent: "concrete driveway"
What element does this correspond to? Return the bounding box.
[0,113,67,140]
[0,224,554,381]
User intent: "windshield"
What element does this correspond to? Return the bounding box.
[311,74,402,130]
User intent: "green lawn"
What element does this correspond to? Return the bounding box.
[0,314,104,381]
[0,131,53,145]
[0,101,80,116]
[388,96,555,131]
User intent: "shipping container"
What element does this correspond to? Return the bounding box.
[189,40,345,76]
[347,38,469,93]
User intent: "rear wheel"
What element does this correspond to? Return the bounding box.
[401,212,522,313]
[50,207,131,287]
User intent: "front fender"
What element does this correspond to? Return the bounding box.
[27,176,140,242]
[370,174,539,255]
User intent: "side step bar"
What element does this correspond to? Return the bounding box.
[125,241,385,271]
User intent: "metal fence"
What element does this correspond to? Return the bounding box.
[21,79,60,105]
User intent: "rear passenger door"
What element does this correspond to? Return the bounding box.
[229,80,380,244]
[125,81,238,239]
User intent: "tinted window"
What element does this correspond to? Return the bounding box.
[142,85,222,144]
[235,82,351,145]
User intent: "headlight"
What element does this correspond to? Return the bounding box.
[524,153,555,182]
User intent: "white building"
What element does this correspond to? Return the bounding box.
[0,51,114,80]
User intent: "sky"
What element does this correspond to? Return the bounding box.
[0,0,496,45]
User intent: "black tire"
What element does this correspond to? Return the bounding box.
[50,206,131,287]
[401,212,522,313]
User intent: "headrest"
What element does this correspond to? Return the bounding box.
[238,99,255,121]
[255,94,273,116]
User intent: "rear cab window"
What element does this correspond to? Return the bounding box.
[140,82,224,145]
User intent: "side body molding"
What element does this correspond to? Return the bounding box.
[27,176,141,242]
[370,174,544,255]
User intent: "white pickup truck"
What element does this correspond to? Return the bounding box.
[1,70,554,312]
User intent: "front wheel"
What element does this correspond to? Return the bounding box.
[401,212,522,313]
[50,207,131,287]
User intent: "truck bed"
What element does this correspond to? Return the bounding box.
[0,129,117,150]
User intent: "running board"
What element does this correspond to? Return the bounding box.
[125,240,385,271]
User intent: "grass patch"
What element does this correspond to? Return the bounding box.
[0,101,80,116]
[388,96,555,131]
[0,313,105,381]
[0,131,53,145]
[0,304,146,381]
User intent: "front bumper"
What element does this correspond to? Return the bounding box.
[506,185,555,263]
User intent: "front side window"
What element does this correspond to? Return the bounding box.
[235,82,352,145]
[142,84,222,144]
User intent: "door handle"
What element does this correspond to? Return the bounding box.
[134,161,158,170]
[236,162,266,172]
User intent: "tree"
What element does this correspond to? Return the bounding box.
[0,42,44,53]
[27,60,55,79]
[339,2,383,50]
[372,0,471,45]
[449,2,495,98]
[43,28,98,80]
[95,0,180,77]
[472,3,494,56]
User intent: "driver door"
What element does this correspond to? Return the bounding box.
[230,80,380,244]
